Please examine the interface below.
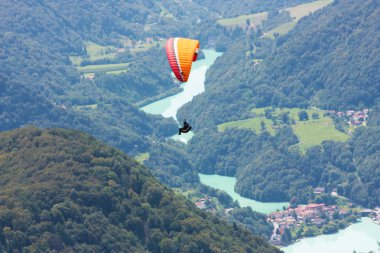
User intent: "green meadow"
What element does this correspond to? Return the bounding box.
[135,152,150,164]
[293,117,349,152]
[263,0,333,38]
[218,107,350,153]
[70,42,117,66]
[70,41,131,76]
[218,12,268,29]
[84,42,117,61]
[285,0,334,21]
[75,104,98,110]
[263,21,297,39]
[77,63,130,74]
[218,118,275,134]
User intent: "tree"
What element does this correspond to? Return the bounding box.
[260,121,266,131]
[290,196,299,208]
[281,228,292,244]
[159,238,176,253]
[279,112,290,124]
[298,110,309,121]
[312,112,320,119]
[264,108,273,119]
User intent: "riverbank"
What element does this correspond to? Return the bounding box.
[199,173,288,214]
[269,202,361,246]
[198,173,380,251]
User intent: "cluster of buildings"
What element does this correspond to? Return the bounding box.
[362,208,380,224]
[194,197,211,210]
[268,203,342,245]
[326,109,369,127]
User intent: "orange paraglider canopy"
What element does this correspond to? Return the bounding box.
[166,38,200,82]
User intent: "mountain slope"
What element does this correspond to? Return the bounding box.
[0,127,281,253]
[179,0,380,128]
[0,0,223,152]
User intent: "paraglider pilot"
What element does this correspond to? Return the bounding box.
[178,119,192,135]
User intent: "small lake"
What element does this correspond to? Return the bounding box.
[199,173,289,214]
[283,218,380,253]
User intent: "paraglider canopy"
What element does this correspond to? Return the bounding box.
[166,38,200,82]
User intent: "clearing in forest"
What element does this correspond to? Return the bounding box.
[218,107,350,153]
[264,0,333,39]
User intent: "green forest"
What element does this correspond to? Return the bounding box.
[0,127,280,253]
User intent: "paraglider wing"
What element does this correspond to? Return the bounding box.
[166,38,200,82]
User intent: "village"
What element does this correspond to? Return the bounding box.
[193,193,380,247]
[326,109,369,128]
[268,203,345,245]
[268,202,380,246]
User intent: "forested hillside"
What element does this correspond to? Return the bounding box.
[184,103,380,208]
[179,0,380,128]
[0,0,229,149]
[0,0,187,152]
[175,0,380,209]
[0,127,280,253]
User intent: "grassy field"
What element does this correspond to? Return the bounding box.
[69,41,117,67]
[135,153,150,164]
[263,0,333,38]
[85,42,117,61]
[77,63,130,74]
[218,117,275,134]
[293,116,349,152]
[285,0,333,20]
[218,12,268,29]
[218,107,350,153]
[75,104,98,110]
[106,69,128,75]
[263,21,297,39]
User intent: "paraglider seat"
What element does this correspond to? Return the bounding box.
[178,121,192,135]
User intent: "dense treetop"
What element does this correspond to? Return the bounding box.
[0,127,281,253]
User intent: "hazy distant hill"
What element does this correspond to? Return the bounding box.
[0,127,281,253]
